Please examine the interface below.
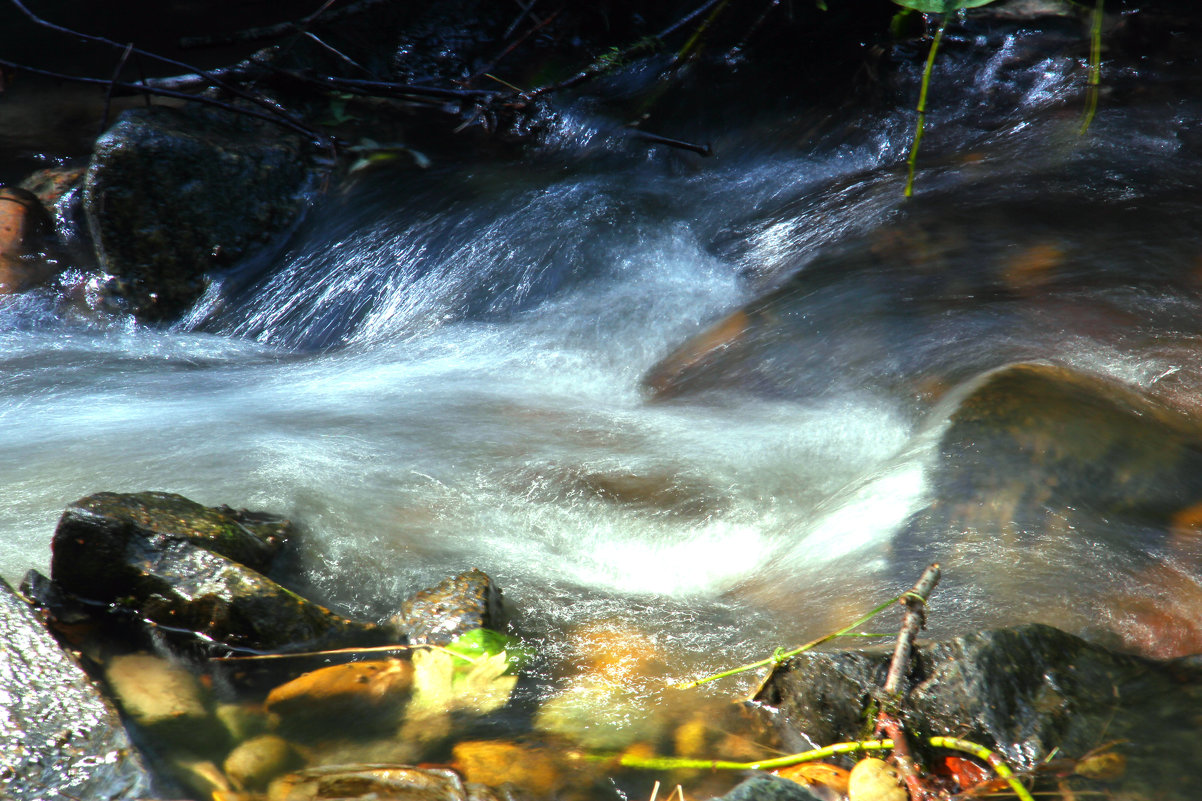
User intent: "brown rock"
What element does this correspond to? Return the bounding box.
[452,740,565,796]
[266,659,414,736]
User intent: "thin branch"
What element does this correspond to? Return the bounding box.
[875,563,942,801]
[0,58,327,142]
[177,0,391,49]
[102,42,135,132]
[630,129,712,157]
[469,7,563,86]
[8,0,324,143]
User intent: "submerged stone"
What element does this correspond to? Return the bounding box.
[223,734,304,792]
[0,577,153,800]
[103,652,227,755]
[714,775,826,801]
[266,659,415,737]
[754,623,1202,801]
[267,763,498,801]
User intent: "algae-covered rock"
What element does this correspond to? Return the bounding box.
[83,105,314,320]
[50,491,384,652]
[0,577,153,800]
[754,623,1202,801]
[387,568,506,645]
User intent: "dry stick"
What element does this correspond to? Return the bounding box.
[875,563,941,801]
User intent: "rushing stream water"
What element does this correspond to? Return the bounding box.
[4,14,1202,796]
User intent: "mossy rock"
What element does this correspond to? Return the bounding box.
[50,491,385,652]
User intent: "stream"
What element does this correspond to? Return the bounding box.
[3,13,1202,798]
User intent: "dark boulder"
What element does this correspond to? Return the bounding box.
[83,105,315,320]
[754,623,1202,801]
[387,568,507,645]
[0,576,154,800]
[49,491,384,653]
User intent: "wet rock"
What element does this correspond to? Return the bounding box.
[713,775,826,801]
[267,763,495,801]
[50,491,385,652]
[18,165,86,208]
[164,752,232,798]
[215,700,273,743]
[103,651,227,754]
[893,362,1202,656]
[452,740,568,797]
[54,491,290,580]
[754,623,1202,801]
[224,734,304,791]
[82,105,315,320]
[0,184,56,293]
[846,759,905,801]
[0,576,153,800]
[266,659,415,737]
[388,568,507,645]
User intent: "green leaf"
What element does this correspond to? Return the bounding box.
[444,628,532,673]
[890,0,997,12]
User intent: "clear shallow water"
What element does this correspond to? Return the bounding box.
[4,21,1202,753]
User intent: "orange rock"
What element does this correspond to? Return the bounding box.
[0,185,54,293]
[452,740,565,796]
[265,659,414,733]
[774,762,850,796]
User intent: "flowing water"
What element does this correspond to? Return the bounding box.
[4,16,1202,795]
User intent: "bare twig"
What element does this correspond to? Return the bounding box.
[469,7,563,86]
[102,42,135,132]
[875,563,942,801]
[882,562,940,698]
[0,57,326,142]
[630,129,712,156]
[8,0,326,144]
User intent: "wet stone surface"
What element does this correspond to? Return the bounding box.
[0,576,153,800]
[83,105,315,320]
[755,623,1202,801]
